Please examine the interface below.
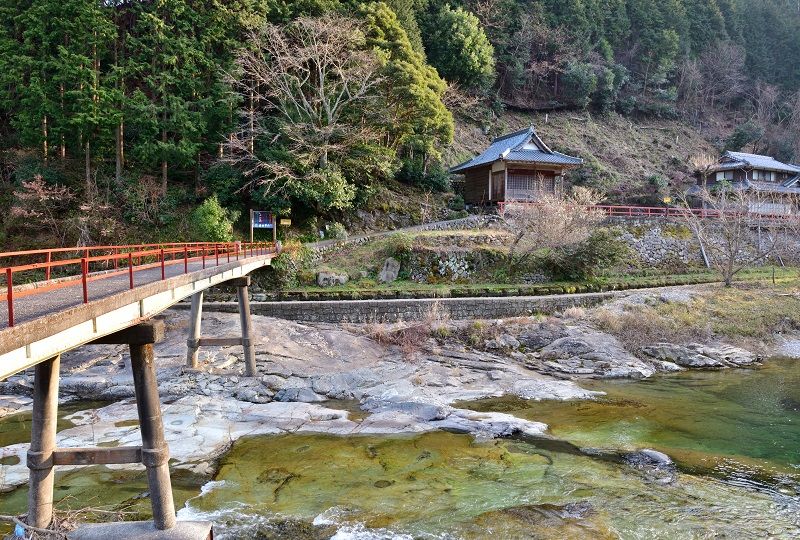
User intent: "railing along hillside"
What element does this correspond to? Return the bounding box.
[498,202,798,223]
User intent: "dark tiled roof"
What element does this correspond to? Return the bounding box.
[730,180,800,194]
[688,180,800,195]
[716,151,800,174]
[505,149,583,166]
[449,127,582,173]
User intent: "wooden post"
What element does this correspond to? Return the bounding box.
[186,291,203,369]
[130,339,176,530]
[237,283,257,377]
[27,355,61,529]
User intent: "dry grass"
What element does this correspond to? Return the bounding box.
[1,502,139,539]
[592,282,800,351]
[562,306,587,320]
[364,301,451,357]
[592,305,710,351]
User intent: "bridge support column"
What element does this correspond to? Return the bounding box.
[130,336,176,530]
[27,354,60,529]
[236,278,257,377]
[184,276,258,377]
[186,291,204,369]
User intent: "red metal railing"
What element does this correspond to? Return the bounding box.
[0,241,275,328]
[498,201,796,222]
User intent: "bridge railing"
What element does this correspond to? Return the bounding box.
[0,241,276,327]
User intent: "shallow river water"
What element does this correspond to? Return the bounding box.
[1,359,799,539]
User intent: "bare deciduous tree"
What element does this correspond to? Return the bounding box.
[224,15,383,192]
[681,188,800,287]
[501,186,605,270]
[10,176,75,247]
[690,153,718,191]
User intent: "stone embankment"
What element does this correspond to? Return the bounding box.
[180,292,615,323]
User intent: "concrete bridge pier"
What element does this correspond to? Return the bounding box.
[65,321,212,539]
[27,354,61,529]
[185,275,257,377]
[129,325,177,530]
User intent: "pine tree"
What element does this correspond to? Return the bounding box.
[361,2,453,168]
[420,4,495,91]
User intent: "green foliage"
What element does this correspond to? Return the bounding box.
[395,160,450,192]
[447,194,465,211]
[189,195,240,242]
[202,164,248,213]
[325,222,348,240]
[383,231,414,259]
[563,63,598,110]
[265,240,314,288]
[361,2,454,159]
[724,121,764,152]
[543,229,629,280]
[420,5,495,91]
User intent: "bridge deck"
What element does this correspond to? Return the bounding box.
[1,256,227,327]
[0,246,275,380]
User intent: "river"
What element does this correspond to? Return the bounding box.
[1,359,799,539]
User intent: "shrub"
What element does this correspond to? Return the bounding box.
[326,222,348,240]
[562,62,597,110]
[266,240,313,288]
[382,232,415,262]
[724,121,764,152]
[396,160,451,192]
[448,194,466,211]
[189,195,239,242]
[543,229,629,280]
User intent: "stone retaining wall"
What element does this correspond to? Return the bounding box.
[178,292,615,323]
[308,215,495,261]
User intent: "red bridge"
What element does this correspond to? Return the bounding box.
[0,241,277,538]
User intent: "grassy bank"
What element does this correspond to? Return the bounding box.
[257,267,799,301]
[592,278,800,350]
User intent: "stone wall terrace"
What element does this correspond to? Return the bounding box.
[179,292,615,323]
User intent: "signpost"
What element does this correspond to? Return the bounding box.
[250,210,276,243]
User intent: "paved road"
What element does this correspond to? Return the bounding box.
[0,255,265,328]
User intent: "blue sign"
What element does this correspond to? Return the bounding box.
[252,211,274,229]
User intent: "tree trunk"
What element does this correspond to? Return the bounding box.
[161,123,168,193]
[115,119,124,184]
[248,90,255,154]
[85,140,91,194]
[42,115,48,162]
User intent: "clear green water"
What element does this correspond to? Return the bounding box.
[2,360,800,538]
[178,431,800,539]
[460,358,800,495]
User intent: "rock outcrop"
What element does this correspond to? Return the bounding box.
[538,327,657,378]
[641,342,756,368]
[378,257,400,283]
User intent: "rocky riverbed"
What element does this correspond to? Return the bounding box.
[0,286,787,496]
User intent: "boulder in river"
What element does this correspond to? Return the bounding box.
[621,448,677,485]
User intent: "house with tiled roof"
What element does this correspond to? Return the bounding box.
[449,126,583,204]
[693,150,800,214]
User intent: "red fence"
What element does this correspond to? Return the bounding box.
[0,241,275,327]
[498,202,796,222]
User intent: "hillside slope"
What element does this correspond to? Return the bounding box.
[448,111,718,204]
